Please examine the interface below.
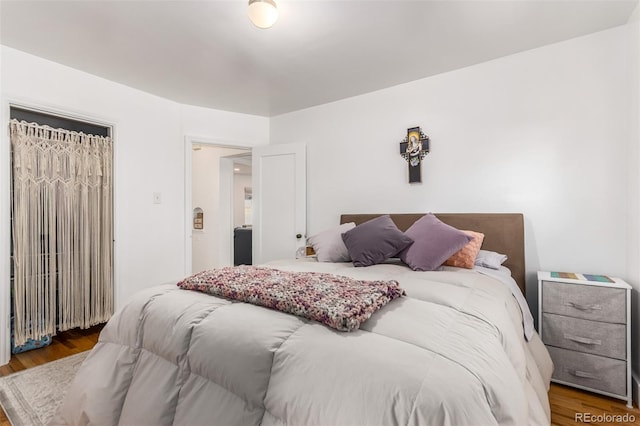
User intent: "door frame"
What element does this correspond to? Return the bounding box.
[183,136,252,276]
[1,98,117,366]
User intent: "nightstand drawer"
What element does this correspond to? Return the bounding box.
[542,313,625,360]
[542,281,626,323]
[548,346,627,396]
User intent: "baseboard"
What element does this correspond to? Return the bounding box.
[633,373,640,407]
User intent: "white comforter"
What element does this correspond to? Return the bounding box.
[56,259,553,426]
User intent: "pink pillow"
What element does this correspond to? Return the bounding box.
[444,230,485,269]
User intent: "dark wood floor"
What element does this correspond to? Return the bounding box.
[0,325,638,425]
[549,383,640,425]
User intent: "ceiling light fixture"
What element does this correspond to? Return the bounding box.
[248,0,278,29]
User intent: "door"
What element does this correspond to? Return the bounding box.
[252,143,306,264]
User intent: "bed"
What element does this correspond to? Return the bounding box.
[55,213,553,426]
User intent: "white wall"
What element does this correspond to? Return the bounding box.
[191,146,248,273]
[181,104,268,147]
[626,3,640,401]
[0,46,268,365]
[1,45,179,307]
[271,26,634,323]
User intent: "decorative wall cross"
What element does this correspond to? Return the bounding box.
[399,126,430,183]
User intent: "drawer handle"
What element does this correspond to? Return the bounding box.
[563,333,602,346]
[564,301,602,311]
[567,369,601,381]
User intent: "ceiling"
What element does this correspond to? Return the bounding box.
[1,0,637,117]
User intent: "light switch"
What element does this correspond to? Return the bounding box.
[153,192,162,204]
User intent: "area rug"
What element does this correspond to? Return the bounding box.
[0,351,88,426]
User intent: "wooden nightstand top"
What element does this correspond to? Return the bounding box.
[538,271,631,290]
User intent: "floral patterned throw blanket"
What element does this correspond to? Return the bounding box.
[177,266,405,331]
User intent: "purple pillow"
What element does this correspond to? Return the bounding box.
[342,215,414,267]
[399,214,473,271]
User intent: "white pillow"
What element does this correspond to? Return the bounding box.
[307,222,356,262]
[474,250,508,270]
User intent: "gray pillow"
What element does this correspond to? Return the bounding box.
[399,214,472,271]
[341,215,414,267]
[307,222,356,262]
[474,250,508,270]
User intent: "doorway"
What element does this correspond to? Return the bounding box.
[186,139,251,274]
[224,152,253,266]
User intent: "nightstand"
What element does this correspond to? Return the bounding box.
[538,271,632,408]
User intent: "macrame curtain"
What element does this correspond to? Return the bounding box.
[10,119,113,346]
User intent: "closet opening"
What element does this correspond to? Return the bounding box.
[8,105,114,356]
[11,107,110,137]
